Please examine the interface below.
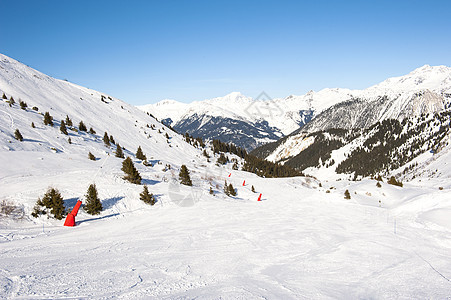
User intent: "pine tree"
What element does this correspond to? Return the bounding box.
[14,129,23,141]
[68,137,72,144]
[84,184,102,215]
[88,152,96,161]
[165,133,170,139]
[122,157,142,184]
[43,112,53,126]
[19,100,27,110]
[217,153,228,165]
[387,176,403,187]
[109,135,115,144]
[251,185,256,193]
[103,132,110,146]
[79,121,87,132]
[60,120,68,135]
[344,189,351,199]
[209,187,214,195]
[115,143,125,158]
[9,96,15,105]
[140,185,155,205]
[179,165,192,186]
[89,127,96,134]
[376,181,382,188]
[31,122,35,128]
[65,115,73,127]
[203,149,210,158]
[224,180,230,196]
[32,187,66,220]
[2,93,6,100]
[228,183,236,196]
[232,161,238,170]
[136,146,146,161]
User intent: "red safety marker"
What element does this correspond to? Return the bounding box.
[257,193,262,201]
[64,200,82,227]
[243,180,246,186]
[228,173,231,177]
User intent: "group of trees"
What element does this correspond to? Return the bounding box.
[32,185,103,219]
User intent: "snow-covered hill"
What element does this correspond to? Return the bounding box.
[1,53,450,298]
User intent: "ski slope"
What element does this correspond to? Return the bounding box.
[1,53,450,298]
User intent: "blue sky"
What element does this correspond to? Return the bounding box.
[2,0,451,105]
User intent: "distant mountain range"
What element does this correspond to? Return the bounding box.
[140,65,451,151]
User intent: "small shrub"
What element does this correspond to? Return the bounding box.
[387,176,403,187]
[376,181,382,188]
[78,121,87,132]
[14,129,23,141]
[344,189,351,199]
[88,152,96,161]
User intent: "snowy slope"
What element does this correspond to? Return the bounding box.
[1,53,451,298]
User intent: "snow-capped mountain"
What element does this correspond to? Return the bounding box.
[140,65,451,151]
[252,65,451,165]
[139,89,354,150]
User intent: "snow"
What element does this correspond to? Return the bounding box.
[1,53,451,298]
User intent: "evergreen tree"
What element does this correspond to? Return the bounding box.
[203,149,210,158]
[84,184,102,215]
[89,127,96,134]
[78,121,87,132]
[136,146,147,161]
[165,133,170,139]
[179,165,192,186]
[109,135,115,144]
[9,96,15,105]
[140,185,155,205]
[122,157,142,184]
[228,183,236,196]
[251,185,256,193]
[32,187,66,220]
[31,122,35,128]
[232,161,238,170]
[209,187,214,195]
[344,189,351,199]
[115,143,125,158]
[376,181,382,188]
[60,120,68,135]
[19,100,27,110]
[103,132,110,146]
[68,137,72,144]
[65,115,73,127]
[217,153,228,165]
[2,92,6,100]
[43,112,53,126]
[14,129,23,141]
[224,180,230,196]
[88,152,96,161]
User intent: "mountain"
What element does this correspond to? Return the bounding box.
[141,65,451,151]
[1,53,451,299]
[252,65,451,170]
[139,89,354,150]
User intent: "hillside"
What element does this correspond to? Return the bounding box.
[1,53,450,298]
